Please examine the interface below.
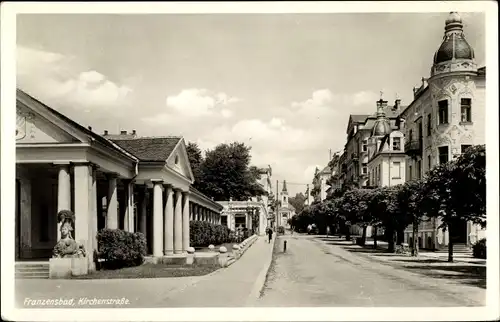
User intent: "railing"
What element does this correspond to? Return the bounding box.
[404,139,422,157]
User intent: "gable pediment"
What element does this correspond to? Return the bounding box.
[166,139,194,183]
[16,92,87,145]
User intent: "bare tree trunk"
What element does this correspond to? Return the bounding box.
[411,220,419,257]
[361,226,367,246]
[373,226,378,249]
[388,228,395,253]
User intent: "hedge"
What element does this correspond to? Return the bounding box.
[96,229,147,270]
[472,238,486,259]
[190,221,233,247]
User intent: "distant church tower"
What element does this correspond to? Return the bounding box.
[428,12,479,161]
[280,180,288,207]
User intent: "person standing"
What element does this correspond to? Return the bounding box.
[326,225,331,238]
[267,227,273,243]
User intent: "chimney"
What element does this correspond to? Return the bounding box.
[88,126,92,131]
[120,130,127,135]
[104,130,108,135]
[132,130,136,136]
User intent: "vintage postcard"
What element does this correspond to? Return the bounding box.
[1,1,498,321]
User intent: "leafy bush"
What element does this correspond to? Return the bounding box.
[472,238,486,259]
[190,221,233,247]
[277,226,285,234]
[96,229,147,270]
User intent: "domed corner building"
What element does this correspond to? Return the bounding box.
[399,12,486,251]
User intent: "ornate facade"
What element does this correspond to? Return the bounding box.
[400,12,486,249]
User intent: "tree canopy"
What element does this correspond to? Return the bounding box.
[186,141,266,201]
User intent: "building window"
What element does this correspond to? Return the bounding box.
[427,113,432,136]
[392,137,401,151]
[378,164,381,183]
[438,100,448,124]
[409,165,412,181]
[461,145,472,154]
[417,160,422,179]
[461,98,472,122]
[392,161,401,179]
[362,163,367,174]
[221,215,227,226]
[428,155,432,170]
[362,139,368,152]
[409,129,413,142]
[438,146,449,164]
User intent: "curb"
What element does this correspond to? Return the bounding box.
[246,234,277,305]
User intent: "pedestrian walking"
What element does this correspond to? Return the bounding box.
[326,225,331,238]
[267,227,273,243]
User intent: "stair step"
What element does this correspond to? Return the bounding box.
[15,262,50,279]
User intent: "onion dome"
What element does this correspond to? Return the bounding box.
[371,98,391,137]
[433,12,475,64]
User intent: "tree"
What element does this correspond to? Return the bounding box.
[451,144,486,227]
[423,145,486,262]
[289,192,307,214]
[397,179,426,256]
[369,185,404,252]
[186,142,204,190]
[198,142,266,201]
[338,188,374,245]
[421,161,457,261]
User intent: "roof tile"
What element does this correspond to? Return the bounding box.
[112,137,181,161]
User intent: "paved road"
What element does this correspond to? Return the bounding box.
[253,235,485,307]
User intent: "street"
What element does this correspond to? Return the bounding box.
[254,234,485,307]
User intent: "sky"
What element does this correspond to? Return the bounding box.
[16,12,485,196]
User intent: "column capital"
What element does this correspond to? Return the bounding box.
[105,172,120,180]
[150,179,164,185]
[53,161,71,166]
[182,190,191,197]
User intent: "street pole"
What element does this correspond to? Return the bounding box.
[275,179,279,230]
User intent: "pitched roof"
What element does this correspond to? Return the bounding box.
[112,137,181,161]
[16,89,138,162]
[351,114,370,123]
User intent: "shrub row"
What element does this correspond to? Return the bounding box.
[472,238,486,259]
[96,229,147,270]
[190,221,233,247]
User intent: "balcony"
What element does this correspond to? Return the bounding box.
[404,139,422,158]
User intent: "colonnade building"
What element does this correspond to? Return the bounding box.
[15,89,223,266]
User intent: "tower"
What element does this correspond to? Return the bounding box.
[428,12,479,162]
[280,180,288,207]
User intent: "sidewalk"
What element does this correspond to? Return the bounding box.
[151,235,275,307]
[16,236,275,308]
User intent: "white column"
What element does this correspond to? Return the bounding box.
[174,189,183,254]
[164,185,174,255]
[139,186,148,240]
[106,175,118,229]
[189,204,194,221]
[74,164,91,263]
[152,180,164,257]
[20,178,32,252]
[182,192,190,253]
[124,181,135,232]
[56,163,71,240]
[90,166,98,264]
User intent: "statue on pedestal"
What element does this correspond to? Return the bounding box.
[53,210,86,258]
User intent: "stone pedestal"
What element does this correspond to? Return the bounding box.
[49,257,89,278]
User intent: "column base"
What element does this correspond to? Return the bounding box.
[162,254,187,265]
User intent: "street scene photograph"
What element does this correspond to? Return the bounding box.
[1,2,498,321]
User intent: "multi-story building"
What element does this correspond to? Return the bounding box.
[367,98,407,188]
[341,101,403,188]
[400,12,486,250]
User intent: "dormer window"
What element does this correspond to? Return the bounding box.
[392,137,401,151]
[174,155,179,165]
